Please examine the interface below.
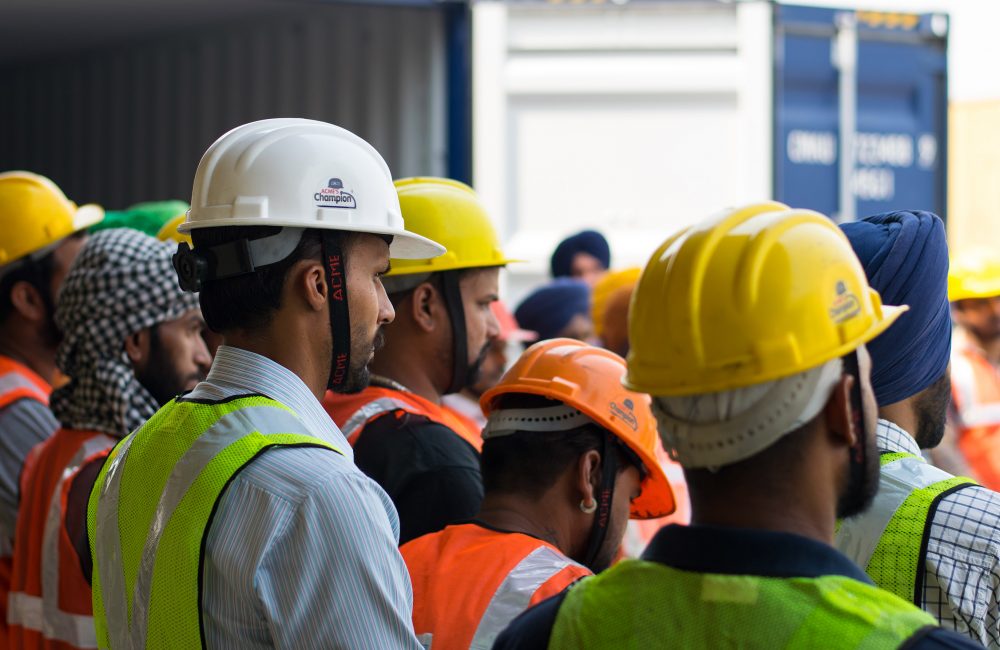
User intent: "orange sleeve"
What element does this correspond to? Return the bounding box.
[528,564,592,607]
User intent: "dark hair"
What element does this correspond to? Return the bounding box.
[481,393,631,499]
[0,230,85,323]
[192,226,325,334]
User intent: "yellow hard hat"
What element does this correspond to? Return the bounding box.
[592,267,641,339]
[0,171,104,267]
[388,177,518,276]
[948,248,1000,302]
[157,213,193,246]
[625,202,907,396]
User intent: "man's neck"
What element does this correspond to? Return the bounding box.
[370,336,444,404]
[223,330,328,401]
[877,401,917,445]
[0,328,55,384]
[476,494,569,553]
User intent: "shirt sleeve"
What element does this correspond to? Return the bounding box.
[257,468,422,650]
[0,398,58,541]
[907,626,989,649]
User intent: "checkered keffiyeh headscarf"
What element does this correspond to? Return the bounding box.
[50,228,200,436]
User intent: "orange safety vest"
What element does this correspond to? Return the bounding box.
[951,338,1000,491]
[401,523,591,650]
[0,356,50,412]
[323,386,484,452]
[0,355,52,648]
[8,429,114,650]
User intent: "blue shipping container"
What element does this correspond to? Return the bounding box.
[775,5,948,221]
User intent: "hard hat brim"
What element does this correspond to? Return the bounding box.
[628,451,676,520]
[74,204,105,232]
[624,303,909,396]
[179,217,445,260]
[386,256,524,276]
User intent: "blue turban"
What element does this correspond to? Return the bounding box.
[515,279,592,342]
[550,230,611,278]
[841,211,951,406]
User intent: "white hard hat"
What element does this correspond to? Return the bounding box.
[180,118,445,260]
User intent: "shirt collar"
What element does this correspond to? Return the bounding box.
[875,418,922,456]
[197,345,350,456]
[643,524,872,583]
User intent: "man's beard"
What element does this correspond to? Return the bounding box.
[137,327,207,406]
[332,327,385,395]
[461,341,492,392]
[913,372,951,449]
[835,424,880,519]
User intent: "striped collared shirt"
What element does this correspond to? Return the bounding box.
[877,419,1000,648]
[186,345,421,649]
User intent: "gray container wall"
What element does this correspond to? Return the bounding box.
[0,4,447,209]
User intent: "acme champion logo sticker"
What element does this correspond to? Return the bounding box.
[610,399,638,431]
[829,280,861,324]
[315,177,357,209]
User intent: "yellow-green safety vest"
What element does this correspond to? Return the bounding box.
[835,451,977,604]
[549,558,938,649]
[87,394,343,649]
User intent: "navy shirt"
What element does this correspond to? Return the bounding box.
[354,410,484,545]
[493,524,983,649]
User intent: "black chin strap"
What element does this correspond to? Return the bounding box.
[322,231,351,392]
[842,349,873,470]
[582,433,618,571]
[439,270,469,395]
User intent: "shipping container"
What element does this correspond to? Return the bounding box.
[0,1,471,209]
[471,0,948,302]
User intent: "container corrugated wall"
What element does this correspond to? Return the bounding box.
[0,3,448,208]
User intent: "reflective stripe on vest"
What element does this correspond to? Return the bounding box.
[549,559,937,648]
[342,396,410,440]
[7,433,112,647]
[468,546,585,650]
[0,368,49,410]
[89,396,343,650]
[835,452,976,603]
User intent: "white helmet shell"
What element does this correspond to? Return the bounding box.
[181,118,445,260]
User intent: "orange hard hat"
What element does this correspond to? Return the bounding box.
[480,338,675,519]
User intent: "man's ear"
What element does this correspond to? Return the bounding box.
[575,449,601,506]
[410,282,440,333]
[8,281,47,324]
[295,260,328,313]
[124,328,151,369]
[824,374,857,448]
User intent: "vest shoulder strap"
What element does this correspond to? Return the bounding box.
[837,451,977,603]
[342,395,414,442]
[866,452,977,603]
[469,544,586,649]
[0,358,50,409]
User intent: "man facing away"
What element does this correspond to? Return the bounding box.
[0,171,102,644]
[86,118,445,649]
[835,212,1000,647]
[402,339,674,649]
[8,228,210,649]
[496,202,978,649]
[324,178,515,544]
